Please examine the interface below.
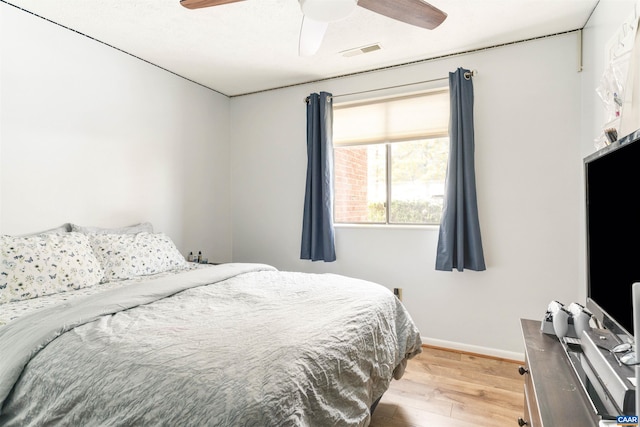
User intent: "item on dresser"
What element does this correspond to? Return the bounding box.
[553,307,571,338]
[541,300,591,338]
[578,327,635,414]
[568,302,593,338]
[541,300,569,336]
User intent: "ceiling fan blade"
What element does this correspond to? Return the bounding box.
[357,0,447,30]
[299,16,329,57]
[180,0,246,10]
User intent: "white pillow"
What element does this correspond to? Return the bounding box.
[87,232,187,281]
[0,233,105,304]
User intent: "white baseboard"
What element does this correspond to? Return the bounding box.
[421,336,524,362]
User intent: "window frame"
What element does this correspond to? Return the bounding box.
[332,88,450,227]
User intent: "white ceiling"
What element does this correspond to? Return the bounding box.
[5,0,599,96]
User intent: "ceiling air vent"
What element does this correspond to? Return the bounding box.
[341,43,382,57]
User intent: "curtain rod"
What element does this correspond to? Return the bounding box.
[304,69,476,103]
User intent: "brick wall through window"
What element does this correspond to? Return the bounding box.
[334,146,369,222]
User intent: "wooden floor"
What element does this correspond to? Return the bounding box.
[370,346,525,427]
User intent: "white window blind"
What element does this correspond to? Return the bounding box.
[333,89,450,146]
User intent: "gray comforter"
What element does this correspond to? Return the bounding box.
[0,263,422,426]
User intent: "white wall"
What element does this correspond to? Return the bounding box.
[230,33,583,357]
[578,0,639,304]
[0,3,232,262]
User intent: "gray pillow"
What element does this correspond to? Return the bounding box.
[70,222,153,235]
[19,224,71,237]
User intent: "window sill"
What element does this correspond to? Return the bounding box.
[334,223,439,231]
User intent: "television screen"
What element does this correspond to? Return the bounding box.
[585,129,640,338]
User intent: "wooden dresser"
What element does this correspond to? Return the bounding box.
[519,319,598,426]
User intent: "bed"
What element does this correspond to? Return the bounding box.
[0,225,422,426]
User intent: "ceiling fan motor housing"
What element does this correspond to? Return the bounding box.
[299,0,358,22]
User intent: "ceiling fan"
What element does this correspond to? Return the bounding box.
[180,0,447,56]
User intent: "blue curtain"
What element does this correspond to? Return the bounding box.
[301,92,336,262]
[435,68,486,272]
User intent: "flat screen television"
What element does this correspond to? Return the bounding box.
[585,128,640,341]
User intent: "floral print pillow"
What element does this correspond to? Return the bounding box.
[0,233,105,304]
[87,232,188,282]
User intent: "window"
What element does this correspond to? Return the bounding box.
[333,89,450,225]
